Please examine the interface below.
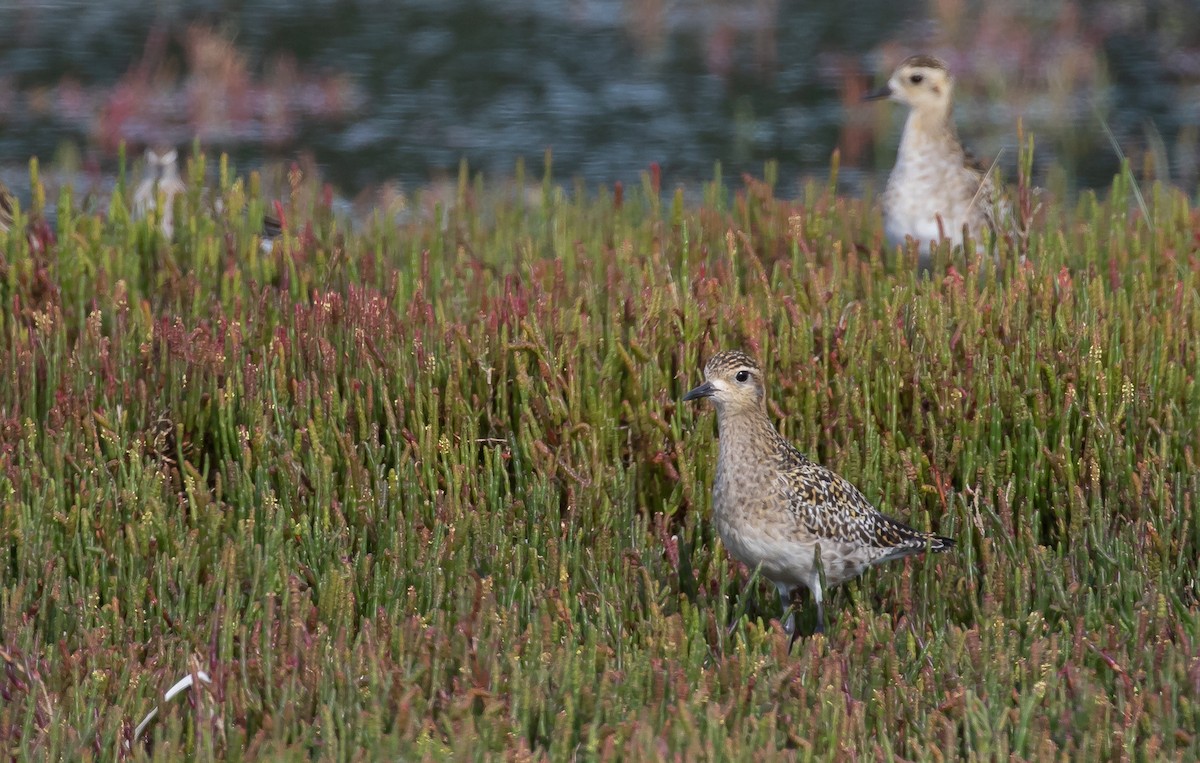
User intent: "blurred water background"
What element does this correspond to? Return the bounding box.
[1,0,1198,205]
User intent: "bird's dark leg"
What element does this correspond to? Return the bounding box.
[727,568,764,638]
[775,582,796,638]
[788,627,802,651]
[812,546,827,635]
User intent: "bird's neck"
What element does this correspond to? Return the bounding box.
[898,105,960,161]
[715,407,783,465]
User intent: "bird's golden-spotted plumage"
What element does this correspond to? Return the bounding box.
[866,54,1007,260]
[684,350,953,641]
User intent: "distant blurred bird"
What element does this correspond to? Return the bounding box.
[259,202,284,253]
[133,147,284,249]
[0,178,56,255]
[133,148,187,238]
[0,180,15,234]
[866,55,1007,262]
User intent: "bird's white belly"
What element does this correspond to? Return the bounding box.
[714,513,871,589]
[883,155,985,253]
[885,211,963,252]
[885,186,971,250]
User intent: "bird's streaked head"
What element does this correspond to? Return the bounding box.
[865,55,953,116]
[683,350,766,414]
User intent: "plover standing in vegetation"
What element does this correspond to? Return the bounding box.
[133,148,187,238]
[0,180,15,233]
[259,204,284,253]
[866,55,1005,259]
[132,147,283,249]
[684,350,954,641]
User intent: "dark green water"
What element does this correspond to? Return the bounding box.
[0,1,1196,196]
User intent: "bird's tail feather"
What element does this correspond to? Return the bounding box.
[928,534,954,552]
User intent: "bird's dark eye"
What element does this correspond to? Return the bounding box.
[735,370,750,383]
[910,73,924,84]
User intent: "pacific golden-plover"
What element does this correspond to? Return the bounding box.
[260,204,284,250]
[133,148,187,238]
[866,55,1005,259]
[0,179,16,233]
[131,147,283,249]
[684,350,954,640]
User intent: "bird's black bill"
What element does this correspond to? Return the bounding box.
[863,84,892,101]
[683,381,716,402]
